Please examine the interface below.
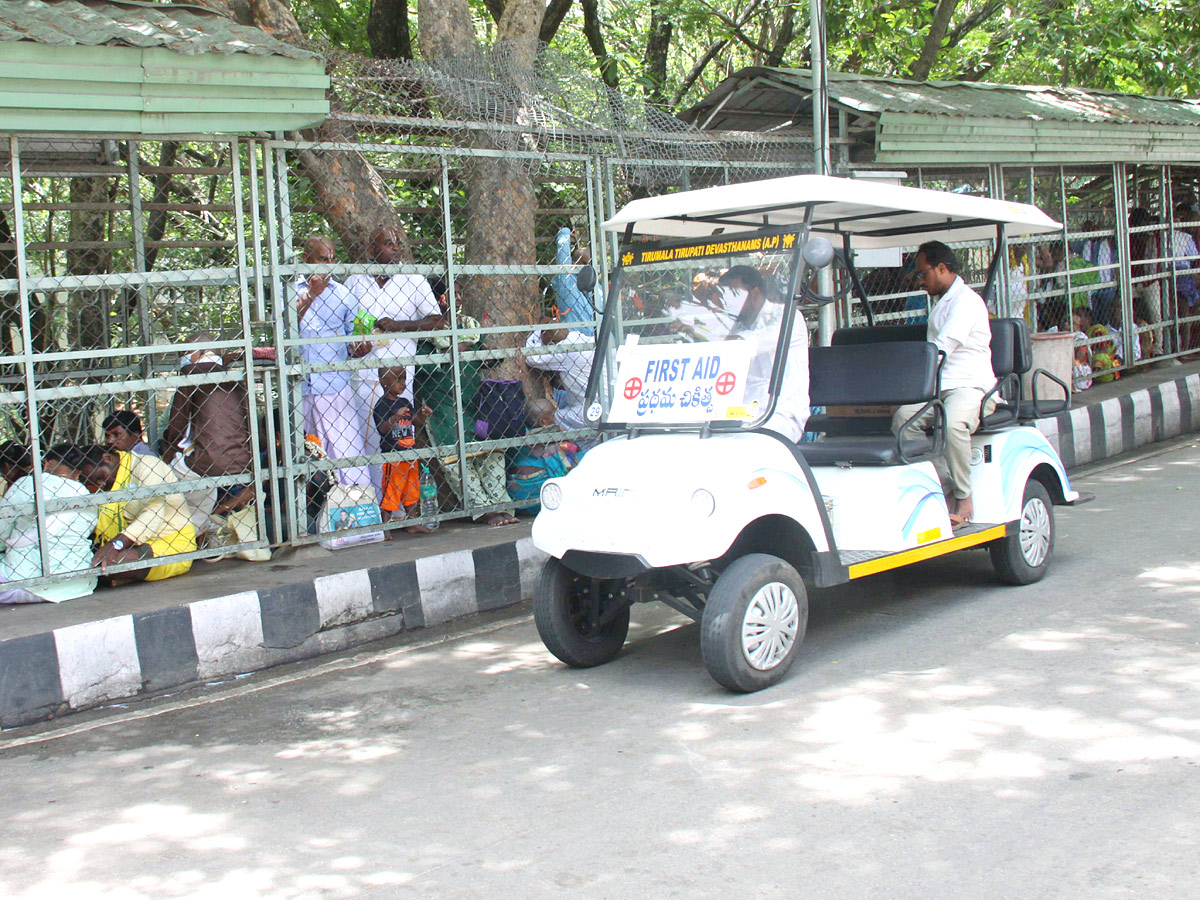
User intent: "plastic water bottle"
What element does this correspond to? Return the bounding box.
[419,464,440,530]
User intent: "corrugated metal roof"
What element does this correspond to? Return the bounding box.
[684,68,1200,131]
[681,67,1200,167]
[0,0,317,60]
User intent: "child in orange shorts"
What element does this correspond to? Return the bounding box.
[373,367,432,528]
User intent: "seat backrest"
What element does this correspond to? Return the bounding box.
[809,341,940,407]
[989,318,1017,378]
[831,323,927,346]
[989,317,1033,378]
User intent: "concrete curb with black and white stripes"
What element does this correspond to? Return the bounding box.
[1032,372,1200,467]
[1,373,1197,730]
[0,537,550,729]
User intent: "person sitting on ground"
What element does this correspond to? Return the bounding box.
[161,335,254,530]
[522,320,592,434]
[416,322,519,527]
[719,265,811,441]
[507,398,583,506]
[0,441,32,496]
[892,241,996,527]
[76,444,197,586]
[103,411,156,457]
[0,444,98,604]
[373,366,435,533]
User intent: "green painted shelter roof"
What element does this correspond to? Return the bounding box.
[0,0,317,60]
[682,68,1200,165]
[684,68,1200,130]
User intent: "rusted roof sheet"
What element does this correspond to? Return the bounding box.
[0,0,317,60]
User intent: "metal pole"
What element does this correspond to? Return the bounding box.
[810,0,836,344]
[990,163,1012,317]
[1112,162,1134,364]
[262,142,297,544]
[230,137,269,553]
[440,155,467,523]
[127,142,155,448]
[9,137,52,580]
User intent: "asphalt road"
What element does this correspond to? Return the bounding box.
[2,439,1199,899]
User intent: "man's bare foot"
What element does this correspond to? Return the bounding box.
[950,495,973,528]
[482,512,519,526]
[404,524,437,535]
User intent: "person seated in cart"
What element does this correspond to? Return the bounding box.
[719,265,811,442]
[891,241,997,526]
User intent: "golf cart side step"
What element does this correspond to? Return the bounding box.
[840,522,1013,579]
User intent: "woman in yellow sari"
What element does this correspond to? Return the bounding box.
[76,445,196,586]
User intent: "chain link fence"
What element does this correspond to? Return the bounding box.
[843,164,1200,393]
[0,50,810,597]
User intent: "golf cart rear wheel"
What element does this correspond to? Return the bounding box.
[701,554,808,693]
[990,479,1055,585]
[534,559,631,668]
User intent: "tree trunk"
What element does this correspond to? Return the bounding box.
[643,1,673,106]
[295,116,413,262]
[68,176,112,353]
[764,8,795,68]
[419,0,548,381]
[909,0,960,81]
[580,0,619,89]
[368,0,413,60]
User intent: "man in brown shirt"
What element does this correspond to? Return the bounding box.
[162,345,253,516]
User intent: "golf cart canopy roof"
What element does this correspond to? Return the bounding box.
[602,174,1062,249]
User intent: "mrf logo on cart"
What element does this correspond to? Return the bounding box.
[608,337,756,424]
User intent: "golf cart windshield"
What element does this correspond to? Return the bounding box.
[586,175,1063,434]
[586,229,805,431]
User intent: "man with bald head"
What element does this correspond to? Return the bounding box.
[295,234,371,488]
[345,227,445,497]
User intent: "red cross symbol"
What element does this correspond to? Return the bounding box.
[715,371,737,395]
[623,377,643,399]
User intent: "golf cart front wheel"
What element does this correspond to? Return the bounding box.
[533,559,631,668]
[990,479,1055,585]
[701,554,808,692]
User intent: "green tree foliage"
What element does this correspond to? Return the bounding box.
[287,0,1200,114]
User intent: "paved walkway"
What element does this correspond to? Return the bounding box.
[2,358,1198,729]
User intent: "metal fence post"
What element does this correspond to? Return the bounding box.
[990,163,1012,317]
[126,140,156,447]
[230,136,269,552]
[1112,162,1135,367]
[262,141,299,545]
[439,154,469,521]
[9,136,52,579]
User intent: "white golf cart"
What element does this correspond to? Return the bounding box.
[531,175,1087,692]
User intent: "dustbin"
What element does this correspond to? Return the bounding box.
[1021,331,1074,407]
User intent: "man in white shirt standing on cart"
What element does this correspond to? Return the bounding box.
[893,240,997,527]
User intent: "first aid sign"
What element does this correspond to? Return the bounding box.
[608,338,755,423]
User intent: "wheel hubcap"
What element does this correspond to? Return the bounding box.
[1019,496,1051,567]
[741,581,800,670]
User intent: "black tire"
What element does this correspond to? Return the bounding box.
[701,554,808,693]
[990,479,1055,585]
[533,559,631,668]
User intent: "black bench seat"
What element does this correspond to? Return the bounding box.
[802,340,945,467]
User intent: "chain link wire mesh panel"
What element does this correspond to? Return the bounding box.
[0,136,268,598]
[0,49,812,589]
[270,47,809,539]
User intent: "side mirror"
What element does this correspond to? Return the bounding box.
[801,237,835,270]
[576,264,597,293]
